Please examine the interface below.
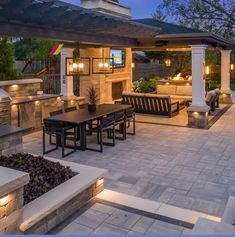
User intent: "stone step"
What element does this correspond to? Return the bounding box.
[97,189,220,225]
[221,196,235,225]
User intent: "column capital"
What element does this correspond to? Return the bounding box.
[190,44,208,50]
[220,49,232,53]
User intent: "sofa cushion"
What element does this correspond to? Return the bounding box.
[157,85,177,95]
[122,91,145,97]
[169,95,192,101]
[176,86,192,96]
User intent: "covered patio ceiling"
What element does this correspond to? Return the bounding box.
[133,19,235,51]
[0,1,234,50]
[0,0,160,47]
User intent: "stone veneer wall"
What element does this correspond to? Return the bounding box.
[80,48,132,103]
[0,133,23,156]
[0,167,29,234]
[0,188,24,234]
[0,80,41,98]
[21,181,104,234]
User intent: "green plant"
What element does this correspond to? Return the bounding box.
[0,37,18,81]
[133,76,160,93]
[87,86,99,104]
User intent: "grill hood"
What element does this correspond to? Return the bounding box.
[0,89,12,102]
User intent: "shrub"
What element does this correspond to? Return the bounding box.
[0,37,18,80]
[133,76,160,93]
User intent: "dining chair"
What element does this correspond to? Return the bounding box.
[86,114,115,152]
[125,107,135,136]
[114,110,126,140]
[43,119,77,158]
[64,106,77,113]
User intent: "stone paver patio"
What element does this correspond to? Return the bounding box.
[23,101,235,217]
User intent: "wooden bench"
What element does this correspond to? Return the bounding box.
[122,92,180,117]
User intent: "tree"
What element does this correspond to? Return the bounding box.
[14,39,56,59]
[153,0,235,40]
[0,37,18,80]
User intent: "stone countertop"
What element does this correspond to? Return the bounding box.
[0,78,42,87]
[0,124,25,139]
[11,94,62,105]
[0,166,29,197]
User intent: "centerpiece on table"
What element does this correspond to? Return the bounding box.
[87,85,99,112]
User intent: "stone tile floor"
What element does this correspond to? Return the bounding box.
[23,101,235,217]
[52,202,191,235]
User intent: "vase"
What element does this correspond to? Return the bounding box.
[88,104,96,112]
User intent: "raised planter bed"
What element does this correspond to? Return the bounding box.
[0,153,107,234]
[0,153,77,205]
[20,156,107,234]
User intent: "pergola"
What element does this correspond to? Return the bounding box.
[133,19,235,127]
[0,0,235,128]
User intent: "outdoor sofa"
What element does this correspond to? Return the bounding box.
[122,92,180,117]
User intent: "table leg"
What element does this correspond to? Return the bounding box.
[79,122,87,151]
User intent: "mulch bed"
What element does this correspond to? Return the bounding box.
[0,153,77,205]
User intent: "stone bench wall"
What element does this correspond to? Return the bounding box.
[0,133,23,156]
[0,187,24,234]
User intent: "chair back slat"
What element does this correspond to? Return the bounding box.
[65,107,77,113]
[50,109,63,117]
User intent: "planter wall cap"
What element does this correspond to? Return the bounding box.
[0,166,29,197]
[0,79,42,86]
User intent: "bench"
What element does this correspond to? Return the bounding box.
[122,92,180,117]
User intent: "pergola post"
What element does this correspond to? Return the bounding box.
[220,50,232,104]
[60,47,75,99]
[188,45,210,128]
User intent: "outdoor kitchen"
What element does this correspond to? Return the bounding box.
[0,78,86,130]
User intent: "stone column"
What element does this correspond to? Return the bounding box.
[0,167,29,234]
[220,50,232,104]
[60,47,75,100]
[188,45,210,128]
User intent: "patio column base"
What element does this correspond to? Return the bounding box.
[188,105,210,129]
[219,91,232,104]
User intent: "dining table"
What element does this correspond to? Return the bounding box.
[47,103,132,150]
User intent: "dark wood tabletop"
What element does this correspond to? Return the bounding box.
[47,104,131,124]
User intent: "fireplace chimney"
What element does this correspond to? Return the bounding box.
[80,0,132,19]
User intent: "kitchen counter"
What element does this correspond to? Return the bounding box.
[0,124,25,139]
[11,94,62,105]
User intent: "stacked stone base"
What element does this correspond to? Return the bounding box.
[188,105,210,129]
[0,133,22,156]
[21,181,104,234]
[219,93,232,104]
[0,188,24,234]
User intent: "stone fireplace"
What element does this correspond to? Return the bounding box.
[112,81,123,100]
[79,48,133,104]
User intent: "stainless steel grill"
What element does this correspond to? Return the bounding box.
[0,89,12,125]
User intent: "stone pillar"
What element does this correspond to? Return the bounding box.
[0,167,29,234]
[220,50,232,104]
[188,45,210,128]
[60,47,75,100]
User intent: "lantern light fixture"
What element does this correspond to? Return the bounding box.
[66,57,90,76]
[231,64,234,71]
[164,59,171,67]
[92,58,114,74]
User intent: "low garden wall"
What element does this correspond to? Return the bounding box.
[20,157,107,234]
[0,167,29,234]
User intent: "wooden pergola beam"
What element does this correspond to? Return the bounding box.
[0,21,138,47]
